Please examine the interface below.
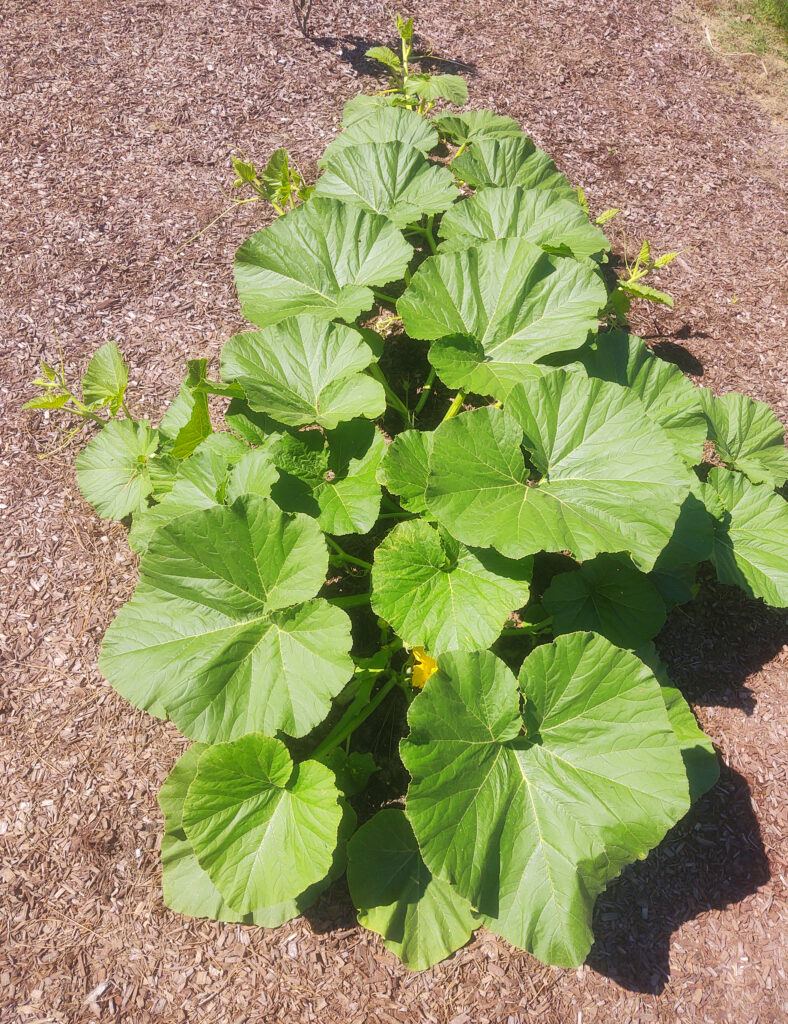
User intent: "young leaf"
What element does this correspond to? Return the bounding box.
[271,420,386,536]
[437,185,610,260]
[566,330,707,465]
[322,106,439,167]
[160,744,355,925]
[22,393,70,410]
[433,110,523,145]
[75,419,159,520]
[182,734,343,913]
[365,45,403,72]
[406,73,468,106]
[398,238,607,368]
[128,433,249,554]
[235,198,412,327]
[377,428,434,514]
[543,552,666,649]
[700,389,788,487]
[618,279,674,307]
[347,809,477,970]
[100,495,354,741]
[372,520,531,654]
[313,141,458,228]
[703,467,788,607]
[451,137,577,201]
[425,372,692,569]
[221,317,386,429]
[401,640,690,967]
[81,341,129,414]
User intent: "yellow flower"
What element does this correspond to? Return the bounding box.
[411,647,438,689]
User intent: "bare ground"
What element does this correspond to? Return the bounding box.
[1,1,787,1021]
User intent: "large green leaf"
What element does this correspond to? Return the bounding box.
[224,448,280,504]
[406,73,468,106]
[235,198,412,327]
[75,419,159,520]
[100,495,354,741]
[637,644,719,804]
[323,103,438,165]
[401,639,690,967]
[182,734,343,914]
[649,479,713,608]
[398,239,607,373]
[451,137,577,202]
[220,318,385,429]
[703,467,788,607]
[543,552,666,648]
[271,420,386,535]
[438,186,610,260]
[371,520,531,654]
[433,110,523,145]
[567,331,707,465]
[425,372,692,569]
[347,809,478,970]
[377,429,434,514]
[159,744,355,926]
[81,341,128,414]
[340,93,400,126]
[128,433,249,554]
[428,336,551,397]
[313,142,458,228]
[701,389,788,487]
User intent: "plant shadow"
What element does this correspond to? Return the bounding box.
[656,568,788,713]
[309,34,477,79]
[587,761,769,993]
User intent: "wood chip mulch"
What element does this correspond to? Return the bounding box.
[1,1,786,1021]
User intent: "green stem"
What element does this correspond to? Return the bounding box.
[121,399,132,420]
[413,367,437,417]
[454,140,468,159]
[378,511,417,520]
[326,537,373,571]
[313,674,399,759]
[442,390,466,421]
[368,364,412,425]
[373,288,398,307]
[423,215,438,254]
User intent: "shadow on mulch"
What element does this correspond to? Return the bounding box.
[658,569,788,712]
[588,762,769,994]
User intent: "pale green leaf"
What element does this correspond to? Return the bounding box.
[451,137,577,202]
[81,341,128,414]
[701,389,788,487]
[182,734,343,913]
[323,105,438,166]
[159,744,355,925]
[406,73,468,106]
[235,198,412,327]
[425,371,692,569]
[377,428,434,513]
[398,239,607,372]
[433,111,523,145]
[100,495,354,741]
[543,552,666,648]
[314,142,458,228]
[703,467,788,607]
[128,433,248,555]
[438,186,610,260]
[401,639,690,967]
[364,45,402,71]
[347,809,478,970]
[225,448,279,504]
[566,331,706,465]
[221,317,385,429]
[22,393,69,410]
[372,520,531,654]
[75,419,159,520]
[619,280,674,307]
[341,92,401,125]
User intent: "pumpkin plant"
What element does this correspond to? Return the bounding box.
[26,17,788,972]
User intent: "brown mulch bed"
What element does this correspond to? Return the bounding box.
[1,0,787,1021]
